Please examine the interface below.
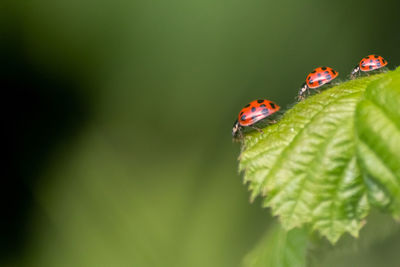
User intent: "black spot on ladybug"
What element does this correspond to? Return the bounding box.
[240,112,243,116]
[332,70,336,75]
[252,116,257,121]
[260,104,266,107]
[369,59,373,63]
[309,81,314,85]
[308,76,311,80]
[374,55,379,58]
[257,99,264,103]
[270,102,276,109]
[244,103,250,108]
[318,80,323,85]
[324,71,329,74]
[262,108,269,115]
[251,107,256,112]
[317,73,322,77]
[326,75,332,80]
[311,70,316,73]
[241,115,246,121]
[321,67,327,71]
[369,66,373,70]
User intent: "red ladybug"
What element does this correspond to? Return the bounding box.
[232,99,280,139]
[350,54,388,79]
[298,66,339,100]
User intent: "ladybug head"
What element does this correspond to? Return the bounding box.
[350,65,360,79]
[297,82,308,101]
[232,119,241,138]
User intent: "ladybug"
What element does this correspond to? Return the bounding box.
[298,66,339,100]
[232,99,280,139]
[350,54,388,79]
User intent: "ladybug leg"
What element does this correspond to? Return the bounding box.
[297,89,308,101]
[232,129,243,142]
[299,90,309,100]
[251,126,264,134]
[379,68,387,73]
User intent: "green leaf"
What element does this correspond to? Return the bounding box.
[307,211,400,267]
[242,223,308,267]
[239,73,389,243]
[355,68,400,219]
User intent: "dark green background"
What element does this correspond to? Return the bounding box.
[2,0,400,266]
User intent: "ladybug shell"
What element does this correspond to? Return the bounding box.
[359,55,387,72]
[238,99,280,127]
[305,67,338,89]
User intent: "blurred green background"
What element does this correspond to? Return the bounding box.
[1,0,400,266]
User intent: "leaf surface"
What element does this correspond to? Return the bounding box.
[355,68,400,219]
[243,224,308,267]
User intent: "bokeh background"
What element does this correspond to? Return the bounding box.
[2,0,400,266]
